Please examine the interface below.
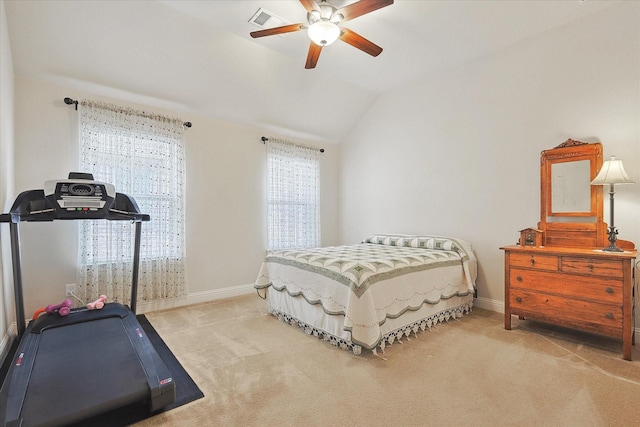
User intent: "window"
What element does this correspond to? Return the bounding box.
[78,100,186,304]
[266,138,321,250]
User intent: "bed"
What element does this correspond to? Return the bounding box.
[254,234,477,355]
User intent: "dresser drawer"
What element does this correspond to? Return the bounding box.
[509,253,558,271]
[509,289,623,332]
[509,269,622,303]
[561,257,624,279]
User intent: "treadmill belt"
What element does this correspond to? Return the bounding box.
[21,317,149,427]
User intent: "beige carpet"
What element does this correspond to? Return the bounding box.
[135,294,640,426]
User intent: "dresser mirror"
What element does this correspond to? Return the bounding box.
[550,159,591,214]
[538,139,605,247]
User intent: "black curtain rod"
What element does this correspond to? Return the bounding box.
[261,136,325,153]
[64,97,192,128]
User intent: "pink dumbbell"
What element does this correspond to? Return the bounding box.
[45,299,72,316]
[87,295,107,310]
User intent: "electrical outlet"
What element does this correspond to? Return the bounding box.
[65,283,76,296]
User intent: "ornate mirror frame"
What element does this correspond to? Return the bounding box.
[538,139,605,247]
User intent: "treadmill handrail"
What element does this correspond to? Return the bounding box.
[0,188,149,339]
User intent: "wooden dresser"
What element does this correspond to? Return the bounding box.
[501,245,637,360]
[504,140,637,359]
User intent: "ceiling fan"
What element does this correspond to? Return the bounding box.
[250,0,394,69]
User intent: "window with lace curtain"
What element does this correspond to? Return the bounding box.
[266,138,321,251]
[77,100,187,305]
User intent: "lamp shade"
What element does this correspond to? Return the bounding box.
[308,21,340,46]
[590,156,635,185]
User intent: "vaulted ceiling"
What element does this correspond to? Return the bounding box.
[4,0,619,143]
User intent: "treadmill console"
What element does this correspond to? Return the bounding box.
[43,173,116,218]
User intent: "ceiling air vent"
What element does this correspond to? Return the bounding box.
[248,8,288,29]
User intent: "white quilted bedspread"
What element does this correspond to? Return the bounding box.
[255,235,477,350]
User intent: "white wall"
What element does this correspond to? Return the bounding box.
[11,77,340,316]
[4,1,639,335]
[340,2,640,318]
[0,0,16,356]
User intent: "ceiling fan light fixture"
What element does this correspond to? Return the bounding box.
[308,20,340,46]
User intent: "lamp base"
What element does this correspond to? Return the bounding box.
[601,244,624,252]
[602,226,624,252]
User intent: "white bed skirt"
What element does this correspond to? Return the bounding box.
[265,287,474,354]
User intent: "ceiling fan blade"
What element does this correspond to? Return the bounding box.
[338,0,394,22]
[339,28,383,57]
[299,0,320,13]
[250,23,305,38]
[305,42,323,69]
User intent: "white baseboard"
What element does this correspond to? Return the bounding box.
[473,295,504,313]
[3,292,640,357]
[139,290,640,340]
[0,323,17,365]
[136,283,255,314]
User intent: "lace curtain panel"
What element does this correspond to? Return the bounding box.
[78,100,187,305]
[267,138,320,250]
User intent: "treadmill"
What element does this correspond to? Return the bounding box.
[0,173,175,427]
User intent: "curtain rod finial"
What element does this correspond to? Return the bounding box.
[64,97,78,110]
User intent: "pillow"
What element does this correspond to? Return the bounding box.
[363,234,462,253]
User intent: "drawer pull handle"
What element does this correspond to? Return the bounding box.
[605,287,614,294]
[530,258,535,266]
[516,276,523,282]
[515,296,522,303]
[589,264,593,272]
[605,312,613,319]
